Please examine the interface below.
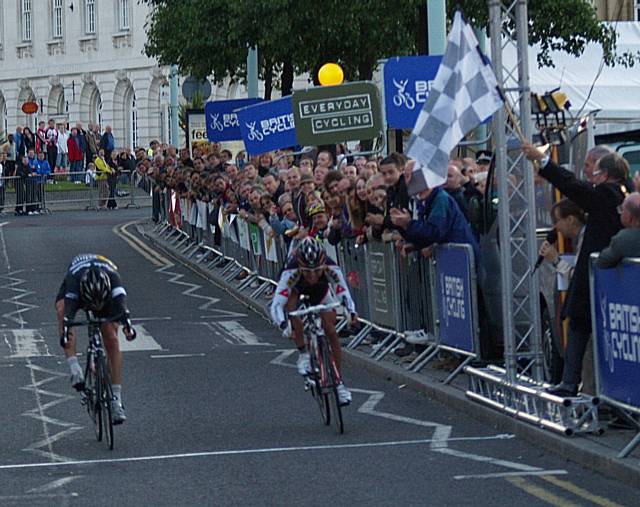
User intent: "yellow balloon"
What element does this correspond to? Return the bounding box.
[318,63,344,86]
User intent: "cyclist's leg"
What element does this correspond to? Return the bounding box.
[101,322,123,384]
[320,310,341,373]
[284,290,304,349]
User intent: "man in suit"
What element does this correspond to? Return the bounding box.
[597,192,640,268]
[522,144,628,397]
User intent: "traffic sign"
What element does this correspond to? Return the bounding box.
[292,81,382,145]
[21,101,38,114]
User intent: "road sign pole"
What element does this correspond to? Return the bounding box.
[247,47,259,99]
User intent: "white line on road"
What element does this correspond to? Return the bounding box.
[132,317,173,322]
[150,353,206,359]
[433,447,542,472]
[0,222,9,228]
[28,476,82,493]
[454,470,568,480]
[0,434,517,471]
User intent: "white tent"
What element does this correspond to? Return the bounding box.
[499,21,640,133]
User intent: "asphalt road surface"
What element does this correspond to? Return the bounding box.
[0,210,638,506]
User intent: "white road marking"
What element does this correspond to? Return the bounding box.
[132,317,173,322]
[0,434,515,471]
[3,329,52,358]
[150,353,205,359]
[433,447,543,472]
[0,493,78,501]
[28,476,82,493]
[269,349,296,368]
[118,324,162,352]
[216,320,272,346]
[0,221,9,227]
[454,470,568,480]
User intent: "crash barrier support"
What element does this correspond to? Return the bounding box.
[0,171,153,213]
[590,255,640,457]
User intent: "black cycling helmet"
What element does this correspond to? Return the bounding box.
[80,267,111,311]
[296,237,326,269]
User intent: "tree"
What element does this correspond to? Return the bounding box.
[143,0,635,98]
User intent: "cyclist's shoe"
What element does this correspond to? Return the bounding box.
[111,401,127,425]
[337,383,352,406]
[296,352,311,376]
[70,371,85,392]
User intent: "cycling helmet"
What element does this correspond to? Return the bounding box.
[296,237,326,269]
[80,267,111,311]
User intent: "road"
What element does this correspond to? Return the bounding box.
[0,210,637,506]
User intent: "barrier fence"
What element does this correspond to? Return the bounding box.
[0,171,153,213]
[590,255,640,457]
[154,190,481,384]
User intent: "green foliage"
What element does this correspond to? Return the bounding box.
[178,91,205,138]
[143,0,636,93]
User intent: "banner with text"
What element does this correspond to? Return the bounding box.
[236,97,297,155]
[434,244,478,355]
[591,258,640,413]
[383,55,442,129]
[205,99,263,142]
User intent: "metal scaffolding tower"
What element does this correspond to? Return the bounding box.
[490,0,543,382]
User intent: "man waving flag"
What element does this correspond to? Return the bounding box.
[406,11,503,195]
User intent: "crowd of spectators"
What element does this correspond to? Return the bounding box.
[0,121,139,214]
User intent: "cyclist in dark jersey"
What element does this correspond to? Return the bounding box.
[55,254,135,424]
[270,237,357,405]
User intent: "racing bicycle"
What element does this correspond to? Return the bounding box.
[67,312,135,450]
[289,301,345,434]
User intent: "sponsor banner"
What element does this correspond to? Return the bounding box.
[383,55,442,129]
[434,244,477,354]
[205,99,262,142]
[592,260,640,412]
[237,97,297,155]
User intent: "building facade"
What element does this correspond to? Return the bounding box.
[0,0,174,149]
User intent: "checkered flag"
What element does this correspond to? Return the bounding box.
[406,11,503,195]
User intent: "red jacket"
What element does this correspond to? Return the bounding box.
[67,136,84,162]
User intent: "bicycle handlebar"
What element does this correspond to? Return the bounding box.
[66,312,129,328]
[289,301,341,318]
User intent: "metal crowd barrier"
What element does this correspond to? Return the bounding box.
[0,171,152,213]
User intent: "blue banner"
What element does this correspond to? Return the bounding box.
[383,55,442,130]
[592,261,640,411]
[205,98,262,142]
[434,244,477,354]
[236,97,297,155]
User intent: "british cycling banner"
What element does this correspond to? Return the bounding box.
[591,258,640,413]
[205,99,262,142]
[434,244,478,355]
[237,97,297,155]
[383,56,442,129]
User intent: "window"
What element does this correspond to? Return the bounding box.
[635,1,640,21]
[85,0,96,34]
[119,0,130,30]
[53,0,63,38]
[21,0,32,41]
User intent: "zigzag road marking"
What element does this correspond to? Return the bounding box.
[270,349,561,476]
[0,271,39,326]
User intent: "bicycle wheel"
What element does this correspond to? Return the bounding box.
[309,346,330,426]
[96,355,114,450]
[84,356,102,441]
[323,348,344,435]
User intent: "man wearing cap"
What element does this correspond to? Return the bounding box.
[476,150,493,173]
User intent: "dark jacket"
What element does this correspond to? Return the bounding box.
[401,187,480,263]
[596,228,640,268]
[539,160,625,332]
[383,174,410,230]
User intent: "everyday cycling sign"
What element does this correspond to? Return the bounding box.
[236,96,297,155]
[383,55,442,129]
[292,81,382,145]
[205,98,262,142]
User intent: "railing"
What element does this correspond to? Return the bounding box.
[0,170,153,213]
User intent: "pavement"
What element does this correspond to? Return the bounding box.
[0,209,638,506]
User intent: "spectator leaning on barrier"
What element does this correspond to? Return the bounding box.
[596,192,640,268]
[522,144,628,397]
